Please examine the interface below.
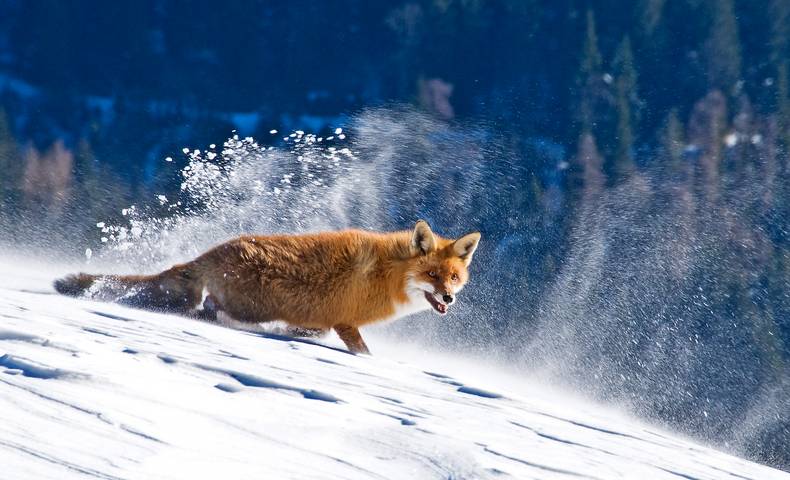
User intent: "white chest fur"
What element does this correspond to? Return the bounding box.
[387,278,432,322]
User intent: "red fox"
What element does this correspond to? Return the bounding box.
[54,221,480,354]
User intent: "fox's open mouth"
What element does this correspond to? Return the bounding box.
[424,291,448,315]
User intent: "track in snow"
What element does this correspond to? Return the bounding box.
[0,260,787,480]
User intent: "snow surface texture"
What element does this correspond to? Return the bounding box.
[0,260,787,480]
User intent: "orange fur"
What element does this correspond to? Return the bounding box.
[54,221,480,354]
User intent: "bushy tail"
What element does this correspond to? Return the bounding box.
[53,263,203,314]
[53,273,98,297]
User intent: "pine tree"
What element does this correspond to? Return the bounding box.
[778,63,790,151]
[688,90,727,200]
[576,9,605,135]
[661,108,685,175]
[769,0,790,149]
[580,9,603,87]
[0,108,19,215]
[74,139,100,209]
[636,0,666,37]
[768,0,789,66]
[611,36,639,181]
[703,0,742,95]
[576,132,605,200]
[71,139,105,238]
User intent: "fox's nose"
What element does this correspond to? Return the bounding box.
[442,294,454,305]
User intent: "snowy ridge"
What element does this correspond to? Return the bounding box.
[0,260,787,480]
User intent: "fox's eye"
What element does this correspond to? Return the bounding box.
[428,270,436,278]
[451,273,459,282]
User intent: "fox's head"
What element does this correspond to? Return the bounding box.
[406,220,481,316]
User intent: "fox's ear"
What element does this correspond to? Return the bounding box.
[453,232,481,265]
[411,220,437,255]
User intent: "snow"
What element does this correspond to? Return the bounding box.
[0,259,788,480]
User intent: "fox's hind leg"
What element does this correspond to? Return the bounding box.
[192,294,222,322]
[285,326,328,338]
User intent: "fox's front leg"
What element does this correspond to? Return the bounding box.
[333,324,371,355]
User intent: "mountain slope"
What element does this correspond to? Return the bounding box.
[0,259,787,480]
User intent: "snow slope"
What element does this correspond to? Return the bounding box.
[0,259,787,480]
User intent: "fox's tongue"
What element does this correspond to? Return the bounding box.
[424,291,448,315]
